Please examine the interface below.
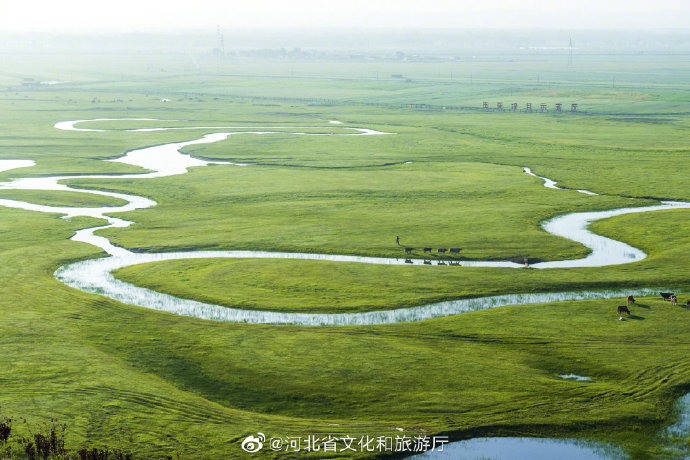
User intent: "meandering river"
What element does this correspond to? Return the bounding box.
[1,118,688,458]
[0,119,687,325]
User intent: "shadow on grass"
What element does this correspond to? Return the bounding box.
[625,315,645,321]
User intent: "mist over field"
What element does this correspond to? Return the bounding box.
[2,28,689,95]
[3,28,690,55]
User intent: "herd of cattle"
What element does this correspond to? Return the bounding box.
[404,247,461,254]
[617,292,688,318]
[399,244,685,318]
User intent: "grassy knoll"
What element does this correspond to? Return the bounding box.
[0,44,689,459]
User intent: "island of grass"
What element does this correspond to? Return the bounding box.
[0,189,129,208]
[113,205,690,315]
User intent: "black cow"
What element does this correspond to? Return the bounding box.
[617,305,631,317]
[437,248,447,253]
[404,247,413,254]
[660,292,675,301]
[423,248,432,253]
[449,248,462,253]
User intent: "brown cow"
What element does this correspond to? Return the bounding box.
[617,305,631,317]
[627,295,635,305]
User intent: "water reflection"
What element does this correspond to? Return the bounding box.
[410,437,624,459]
[665,393,690,457]
[55,254,668,325]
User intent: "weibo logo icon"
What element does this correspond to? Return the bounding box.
[241,433,265,453]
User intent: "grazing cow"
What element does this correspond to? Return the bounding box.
[617,305,631,317]
[686,299,690,309]
[423,248,432,253]
[627,295,635,305]
[404,247,413,254]
[438,248,447,253]
[660,292,675,301]
[449,248,461,253]
[671,295,677,306]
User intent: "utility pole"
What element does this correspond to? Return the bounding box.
[216,25,225,73]
[217,25,225,56]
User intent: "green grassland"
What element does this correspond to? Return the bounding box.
[111,207,690,314]
[77,161,647,259]
[0,42,689,459]
[0,189,128,207]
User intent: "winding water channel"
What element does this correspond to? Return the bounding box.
[1,119,689,458]
[0,119,688,324]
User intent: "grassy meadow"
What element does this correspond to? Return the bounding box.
[0,35,689,459]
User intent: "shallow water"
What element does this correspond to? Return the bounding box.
[56,254,670,326]
[410,437,623,459]
[524,166,599,195]
[533,201,690,268]
[0,159,35,173]
[666,393,690,438]
[560,374,593,381]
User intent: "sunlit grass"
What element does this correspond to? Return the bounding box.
[0,49,689,458]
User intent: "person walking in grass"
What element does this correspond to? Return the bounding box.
[396,236,400,245]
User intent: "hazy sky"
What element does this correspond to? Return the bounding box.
[2,0,689,32]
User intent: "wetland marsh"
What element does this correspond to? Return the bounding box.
[0,31,689,459]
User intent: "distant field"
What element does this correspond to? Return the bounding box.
[0,44,689,459]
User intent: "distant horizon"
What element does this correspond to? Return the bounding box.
[2,26,690,35]
[2,26,689,56]
[3,0,689,33]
